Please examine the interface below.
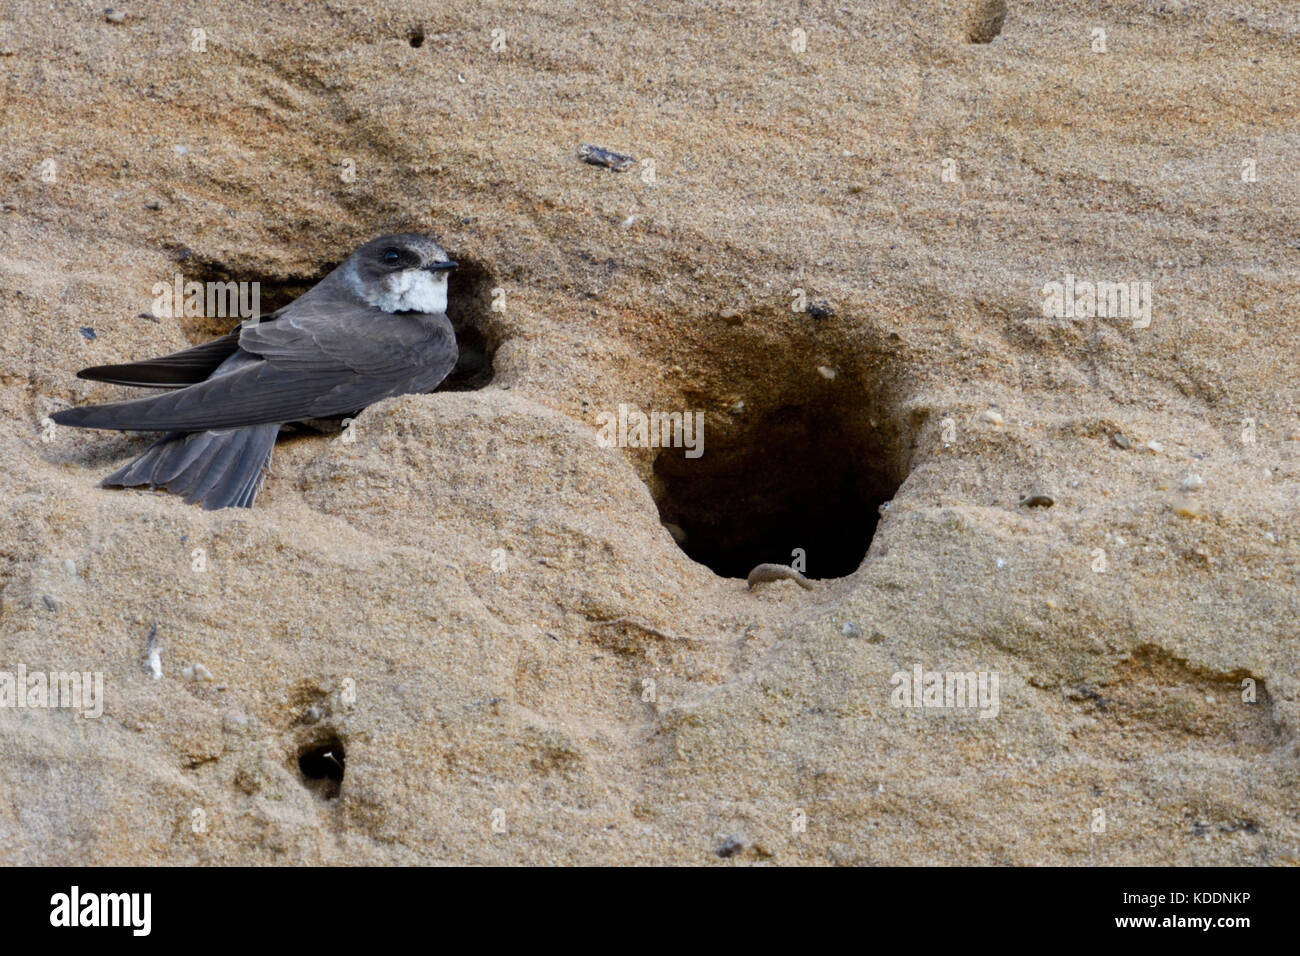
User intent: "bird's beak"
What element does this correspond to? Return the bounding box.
[424,260,458,272]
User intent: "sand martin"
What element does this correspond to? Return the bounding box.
[52,234,459,509]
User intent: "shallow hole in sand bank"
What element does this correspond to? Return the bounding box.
[297,735,346,800]
[652,388,908,581]
[165,246,501,392]
[963,0,1007,43]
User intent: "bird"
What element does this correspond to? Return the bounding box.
[51,233,459,510]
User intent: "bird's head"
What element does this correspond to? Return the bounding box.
[345,233,458,314]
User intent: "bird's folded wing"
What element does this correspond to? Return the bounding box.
[75,328,245,388]
[238,295,451,378]
[53,304,456,431]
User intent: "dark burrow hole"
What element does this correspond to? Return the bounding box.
[297,734,346,800]
[441,256,499,390]
[170,246,499,391]
[408,25,425,48]
[653,394,907,581]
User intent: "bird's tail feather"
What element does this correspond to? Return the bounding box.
[103,425,278,510]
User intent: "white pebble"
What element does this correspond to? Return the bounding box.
[62,559,76,576]
[142,625,161,680]
[143,646,161,681]
[182,663,213,682]
[1145,440,1164,453]
[817,365,837,380]
[1180,474,1205,492]
[980,410,1005,426]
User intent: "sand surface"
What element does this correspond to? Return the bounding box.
[0,0,1297,864]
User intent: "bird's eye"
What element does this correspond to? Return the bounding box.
[382,249,401,264]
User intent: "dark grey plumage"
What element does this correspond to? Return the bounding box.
[52,234,459,509]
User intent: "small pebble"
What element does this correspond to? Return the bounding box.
[1111,433,1130,449]
[979,410,1005,426]
[62,559,76,575]
[578,143,634,171]
[1180,474,1205,492]
[1172,500,1201,518]
[1145,440,1164,453]
[719,307,742,325]
[817,365,837,380]
[716,834,744,858]
[42,595,57,612]
[729,399,745,414]
[104,8,126,23]
[142,622,161,680]
[182,663,213,682]
[807,300,834,320]
[840,621,861,639]
[79,327,96,340]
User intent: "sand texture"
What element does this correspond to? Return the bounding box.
[0,0,1297,864]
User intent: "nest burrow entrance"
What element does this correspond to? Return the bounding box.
[652,376,908,581]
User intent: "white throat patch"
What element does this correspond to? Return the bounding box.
[357,268,449,314]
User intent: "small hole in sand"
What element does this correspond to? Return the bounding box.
[408,26,425,48]
[964,0,1007,43]
[298,735,346,799]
